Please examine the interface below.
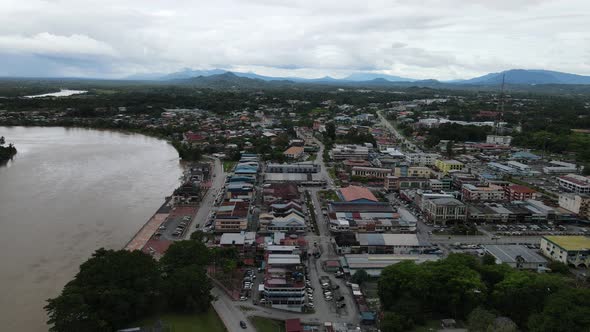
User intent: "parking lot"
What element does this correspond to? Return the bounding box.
[153,214,193,240]
[484,223,590,236]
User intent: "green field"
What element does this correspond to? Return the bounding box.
[249,316,285,332]
[132,309,227,332]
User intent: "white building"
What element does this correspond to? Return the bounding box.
[486,135,512,146]
[330,144,370,161]
[558,174,590,194]
[543,161,578,174]
[405,153,441,166]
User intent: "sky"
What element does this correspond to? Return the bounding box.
[0,0,589,80]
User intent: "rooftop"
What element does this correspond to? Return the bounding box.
[484,245,547,264]
[339,185,378,202]
[356,233,420,247]
[544,236,590,251]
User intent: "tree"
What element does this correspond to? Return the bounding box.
[547,261,570,275]
[380,312,413,332]
[45,249,161,332]
[482,254,496,266]
[161,265,212,313]
[0,136,4,145]
[160,240,210,272]
[352,269,369,285]
[467,307,495,332]
[325,122,336,140]
[492,271,564,327]
[528,288,590,332]
[446,140,455,158]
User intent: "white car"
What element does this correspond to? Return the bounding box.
[239,296,248,301]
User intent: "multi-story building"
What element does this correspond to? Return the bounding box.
[214,218,248,233]
[559,194,590,219]
[330,144,370,161]
[266,213,307,233]
[543,161,578,174]
[262,254,306,312]
[429,179,443,191]
[541,236,590,267]
[451,173,480,189]
[461,184,505,202]
[266,162,320,173]
[558,174,590,194]
[352,166,393,179]
[505,184,537,201]
[405,153,441,166]
[283,146,305,159]
[384,176,430,191]
[394,166,432,178]
[435,159,464,175]
[486,135,512,146]
[423,197,467,225]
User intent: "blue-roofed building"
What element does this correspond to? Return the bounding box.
[228,175,256,183]
[510,151,541,161]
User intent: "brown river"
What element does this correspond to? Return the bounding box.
[0,126,182,331]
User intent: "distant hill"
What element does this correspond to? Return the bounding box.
[458,69,590,85]
[343,72,415,82]
[127,68,590,86]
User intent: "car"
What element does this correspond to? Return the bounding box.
[337,296,345,301]
[259,299,266,304]
[325,296,333,301]
[308,296,314,301]
[307,302,314,307]
[240,296,248,301]
[332,285,340,290]
[158,225,166,230]
[337,303,346,308]
[240,321,247,329]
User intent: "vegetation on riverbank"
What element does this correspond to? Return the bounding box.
[0,136,17,163]
[45,239,217,332]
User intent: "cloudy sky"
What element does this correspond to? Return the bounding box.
[0,0,589,80]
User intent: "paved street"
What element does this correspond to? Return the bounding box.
[377,110,422,153]
[184,157,225,239]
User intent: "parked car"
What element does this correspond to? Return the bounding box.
[337,303,346,308]
[337,296,345,301]
[240,321,247,329]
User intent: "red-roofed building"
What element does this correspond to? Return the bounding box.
[505,184,537,201]
[185,131,206,143]
[339,185,378,203]
[285,319,302,332]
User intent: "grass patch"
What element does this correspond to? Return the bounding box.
[132,309,227,332]
[318,189,340,202]
[249,316,285,332]
[223,160,237,172]
[411,319,442,332]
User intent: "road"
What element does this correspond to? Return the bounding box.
[377,110,422,153]
[184,157,225,239]
[211,287,255,332]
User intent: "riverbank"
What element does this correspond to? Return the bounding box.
[123,159,215,257]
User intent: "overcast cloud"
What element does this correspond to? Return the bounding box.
[0,0,589,79]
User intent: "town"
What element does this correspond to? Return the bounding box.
[5,83,590,332]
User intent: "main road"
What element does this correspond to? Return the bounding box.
[184,156,225,239]
[376,110,422,153]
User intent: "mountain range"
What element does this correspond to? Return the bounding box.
[126,68,590,86]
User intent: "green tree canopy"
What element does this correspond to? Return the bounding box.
[45,249,161,332]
